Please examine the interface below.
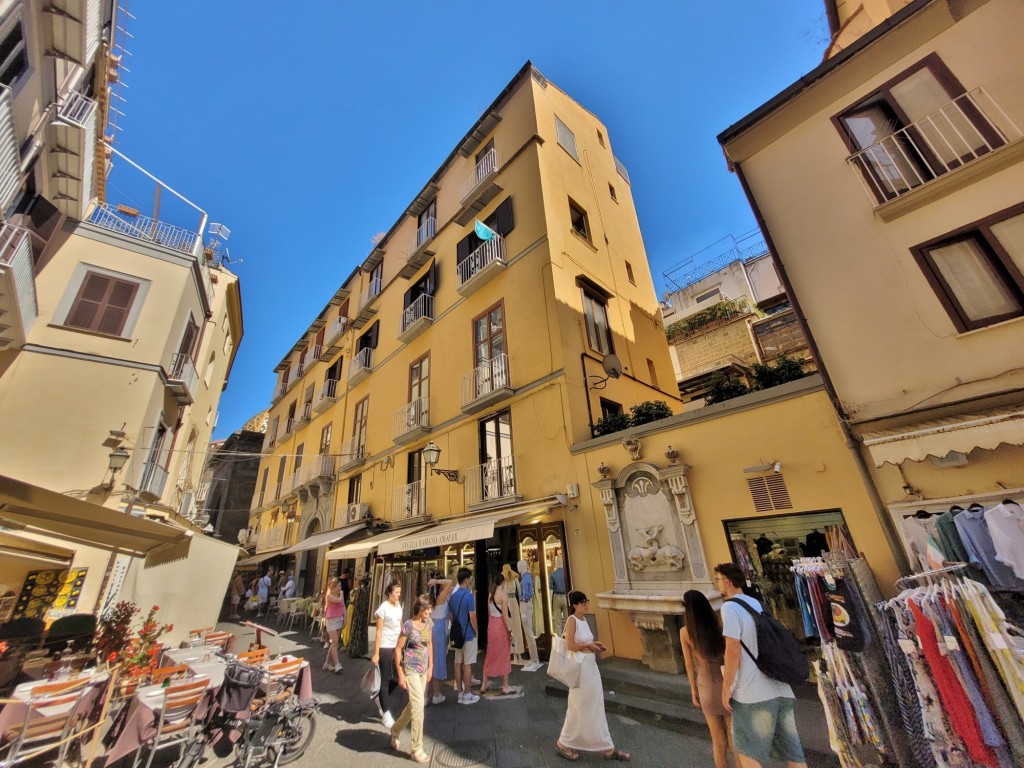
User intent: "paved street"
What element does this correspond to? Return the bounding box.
[210,619,716,768]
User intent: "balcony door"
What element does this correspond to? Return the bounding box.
[409,355,429,427]
[473,302,507,394]
[478,410,513,501]
[174,315,199,370]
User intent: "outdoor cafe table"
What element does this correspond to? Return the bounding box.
[160,646,222,666]
[0,671,110,747]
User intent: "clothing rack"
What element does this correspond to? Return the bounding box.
[894,562,968,589]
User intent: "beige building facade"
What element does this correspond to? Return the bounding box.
[720,0,1024,571]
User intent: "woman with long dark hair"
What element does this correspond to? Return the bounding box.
[481,571,513,695]
[371,580,404,729]
[680,590,733,768]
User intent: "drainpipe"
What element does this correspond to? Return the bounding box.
[733,161,910,575]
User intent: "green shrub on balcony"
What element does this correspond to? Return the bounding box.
[592,400,674,437]
[704,354,808,406]
[593,412,631,436]
[664,298,753,342]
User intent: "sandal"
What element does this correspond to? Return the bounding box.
[411,751,431,764]
[501,687,514,695]
[556,743,579,761]
[604,749,631,761]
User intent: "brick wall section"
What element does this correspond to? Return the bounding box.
[672,314,759,379]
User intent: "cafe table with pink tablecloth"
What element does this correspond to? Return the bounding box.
[0,672,110,747]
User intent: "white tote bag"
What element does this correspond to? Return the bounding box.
[547,635,584,688]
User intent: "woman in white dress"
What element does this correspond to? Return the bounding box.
[556,591,631,762]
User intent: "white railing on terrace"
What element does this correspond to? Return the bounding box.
[139,462,169,500]
[309,344,322,360]
[847,88,1022,204]
[325,316,347,343]
[299,454,336,486]
[0,224,37,337]
[314,379,339,411]
[349,347,373,380]
[461,353,510,406]
[394,397,429,439]
[360,277,382,309]
[456,234,505,287]
[465,456,517,506]
[339,435,365,465]
[460,148,500,203]
[414,217,436,249]
[296,402,312,424]
[286,364,303,390]
[168,352,199,398]
[57,90,97,128]
[0,87,21,210]
[273,381,286,402]
[89,203,201,255]
[400,294,434,334]
[394,480,427,519]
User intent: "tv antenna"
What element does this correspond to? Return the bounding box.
[203,222,233,267]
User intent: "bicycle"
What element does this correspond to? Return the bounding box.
[176,658,318,768]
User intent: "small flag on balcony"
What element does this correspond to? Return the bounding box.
[474,219,496,241]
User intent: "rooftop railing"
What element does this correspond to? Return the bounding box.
[89,203,201,256]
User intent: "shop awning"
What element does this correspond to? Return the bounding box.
[861,406,1024,467]
[0,531,75,566]
[326,524,431,561]
[237,549,285,567]
[0,475,190,557]
[281,523,364,555]
[377,507,543,556]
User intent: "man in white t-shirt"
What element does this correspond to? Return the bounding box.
[715,562,806,768]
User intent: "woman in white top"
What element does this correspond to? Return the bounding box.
[371,580,404,729]
[427,577,454,705]
[556,590,630,762]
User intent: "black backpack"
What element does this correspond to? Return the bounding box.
[725,598,808,685]
[449,592,467,649]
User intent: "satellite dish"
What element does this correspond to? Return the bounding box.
[602,354,623,379]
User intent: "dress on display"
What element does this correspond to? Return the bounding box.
[430,601,448,680]
[558,615,614,753]
[505,576,525,655]
[347,580,370,658]
[483,598,512,678]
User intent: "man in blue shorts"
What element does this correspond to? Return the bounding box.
[450,568,480,705]
[716,562,807,768]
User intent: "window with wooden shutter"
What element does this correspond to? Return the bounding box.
[456,198,514,265]
[65,272,140,336]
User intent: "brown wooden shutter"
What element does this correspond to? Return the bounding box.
[177,316,199,358]
[66,273,139,335]
[315,327,325,347]
[66,273,110,329]
[494,197,514,236]
[339,299,349,318]
[97,280,137,335]
[368,320,379,349]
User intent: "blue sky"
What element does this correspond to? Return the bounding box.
[111,2,829,439]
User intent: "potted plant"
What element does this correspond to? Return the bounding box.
[98,602,173,691]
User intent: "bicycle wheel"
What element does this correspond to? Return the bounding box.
[276,709,317,765]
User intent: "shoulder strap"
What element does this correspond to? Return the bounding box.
[724,598,759,663]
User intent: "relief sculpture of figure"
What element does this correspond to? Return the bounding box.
[627,524,686,571]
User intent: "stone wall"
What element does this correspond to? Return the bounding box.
[672,313,759,379]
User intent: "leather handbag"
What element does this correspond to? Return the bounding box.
[547,635,583,688]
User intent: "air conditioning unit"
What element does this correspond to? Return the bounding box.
[566,483,580,499]
[347,503,369,524]
[178,491,196,520]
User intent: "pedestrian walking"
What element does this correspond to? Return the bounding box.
[428,576,454,704]
[482,572,514,695]
[502,564,526,666]
[517,559,542,671]
[371,580,404,728]
[680,589,734,768]
[323,577,345,672]
[390,595,434,764]
[550,556,568,635]
[256,568,272,617]
[716,562,807,768]
[555,591,630,762]
[449,568,480,705]
[229,571,244,620]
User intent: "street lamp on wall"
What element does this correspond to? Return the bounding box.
[423,440,460,483]
[103,447,130,490]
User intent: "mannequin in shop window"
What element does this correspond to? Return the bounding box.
[753,534,774,558]
[502,564,526,666]
[803,529,828,558]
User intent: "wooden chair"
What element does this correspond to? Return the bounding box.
[187,627,213,638]
[309,604,326,642]
[130,679,210,768]
[202,631,232,652]
[237,648,268,665]
[150,664,188,685]
[40,656,92,680]
[263,657,303,702]
[2,680,90,767]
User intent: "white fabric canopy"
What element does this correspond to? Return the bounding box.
[325,525,431,561]
[282,524,363,554]
[377,507,542,556]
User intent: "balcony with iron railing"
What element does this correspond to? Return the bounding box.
[321,317,348,359]
[0,87,20,212]
[56,90,97,129]
[313,379,340,413]
[393,397,431,445]
[297,454,336,490]
[354,277,383,329]
[461,353,512,414]
[460,148,501,207]
[280,418,297,440]
[166,352,199,405]
[847,88,1023,209]
[295,401,312,427]
[0,224,37,350]
[138,462,169,502]
[256,524,287,553]
[456,234,507,297]
[393,480,428,521]
[464,456,521,510]
[280,469,300,499]
[285,364,304,392]
[337,435,367,474]
[348,347,373,386]
[403,217,437,277]
[261,426,278,454]
[89,204,201,256]
[272,380,287,403]
[398,294,434,343]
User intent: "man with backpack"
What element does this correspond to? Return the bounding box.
[449,568,480,705]
[715,562,807,768]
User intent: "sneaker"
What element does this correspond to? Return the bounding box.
[523,661,543,672]
[431,694,446,705]
[471,676,482,686]
[381,711,395,729]
[459,692,480,705]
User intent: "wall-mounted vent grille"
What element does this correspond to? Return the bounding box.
[746,474,792,512]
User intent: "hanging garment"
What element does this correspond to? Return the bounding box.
[805,530,829,558]
[984,502,1024,580]
[822,574,870,653]
[954,509,1024,591]
[902,517,945,572]
[935,509,970,564]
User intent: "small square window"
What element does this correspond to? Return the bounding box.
[555,115,578,161]
[569,199,590,242]
[599,398,622,420]
[597,129,605,148]
[625,261,636,285]
[608,183,617,202]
